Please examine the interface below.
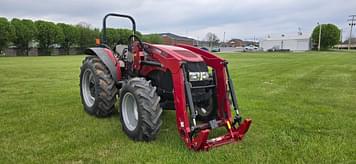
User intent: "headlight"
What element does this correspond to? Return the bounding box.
[189,72,209,81]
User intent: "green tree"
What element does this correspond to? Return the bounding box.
[105,28,119,47]
[77,23,99,50]
[35,20,64,55]
[142,34,163,44]
[312,24,341,50]
[103,28,137,47]
[117,28,138,45]
[11,19,37,55]
[58,23,79,55]
[0,17,14,53]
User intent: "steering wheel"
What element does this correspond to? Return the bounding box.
[127,34,147,53]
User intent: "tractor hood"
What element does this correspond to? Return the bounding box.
[153,44,204,62]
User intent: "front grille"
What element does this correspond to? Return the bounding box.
[184,62,213,103]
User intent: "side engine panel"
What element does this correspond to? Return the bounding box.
[147,62,215,111]
[147,70,175,109]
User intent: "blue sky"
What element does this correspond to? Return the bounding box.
[0,0,355,41]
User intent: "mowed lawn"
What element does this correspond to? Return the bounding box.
[0,51,356,163]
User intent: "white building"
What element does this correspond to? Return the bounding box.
[260,34,311,52]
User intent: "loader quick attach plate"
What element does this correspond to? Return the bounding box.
[192,119,252,151]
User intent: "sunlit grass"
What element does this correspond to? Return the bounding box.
[0,51,355,163]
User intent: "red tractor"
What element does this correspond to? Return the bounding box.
[79,13,251,151]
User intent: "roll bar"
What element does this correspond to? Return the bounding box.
[102,13,136,44]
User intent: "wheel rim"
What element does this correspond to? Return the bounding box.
[122,92,138,131]
[82,69,95,107]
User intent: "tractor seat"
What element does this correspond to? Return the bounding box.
[115,44,128,56]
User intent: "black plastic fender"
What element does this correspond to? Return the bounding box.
[84,47,119,82]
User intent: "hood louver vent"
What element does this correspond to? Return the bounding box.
[173,50,197,58]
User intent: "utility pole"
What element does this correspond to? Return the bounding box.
[317,22,322,51]
[348,15,356,51]
[223,31,225,43]
[196,36,200,47]
[340,28,343,43]
[220,31,226,47]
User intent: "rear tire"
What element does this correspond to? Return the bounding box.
[79,56,117,117]
[119,77,162,141]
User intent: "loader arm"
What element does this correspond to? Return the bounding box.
[139,43,252,150]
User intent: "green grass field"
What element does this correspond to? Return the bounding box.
[1,51,356,163]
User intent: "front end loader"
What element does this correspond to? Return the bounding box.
[79,13,251,151]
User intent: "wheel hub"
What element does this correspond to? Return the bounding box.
[122,92,138,131]
[82,69,95,107]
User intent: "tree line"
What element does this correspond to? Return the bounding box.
[0,17,162,55]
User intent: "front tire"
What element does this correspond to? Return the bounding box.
[119,77,162,141]
[79,56,117,117]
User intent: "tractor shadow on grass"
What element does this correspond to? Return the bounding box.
[104,109,191,152]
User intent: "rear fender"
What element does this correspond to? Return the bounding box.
[84,47,121,81]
